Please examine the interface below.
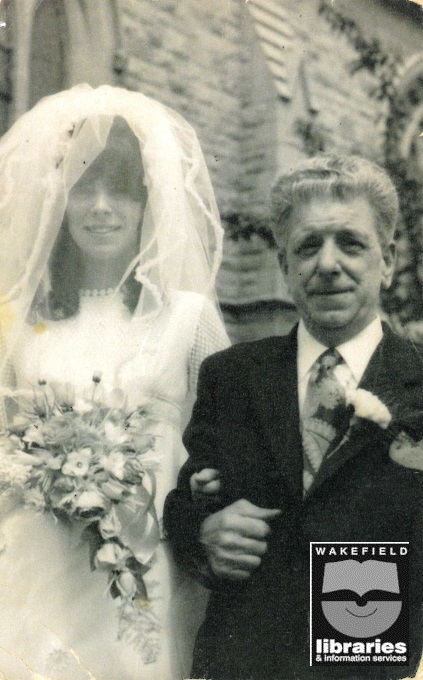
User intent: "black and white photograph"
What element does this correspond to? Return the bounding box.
[0,2,422,679]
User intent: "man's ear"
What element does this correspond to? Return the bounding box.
[278,248,288,276]
[381,241,396,290]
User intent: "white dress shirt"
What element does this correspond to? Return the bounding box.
[297,317,384,415]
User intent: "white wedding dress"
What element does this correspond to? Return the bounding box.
[0,290,229,680]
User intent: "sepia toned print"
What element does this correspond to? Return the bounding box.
[0,1,422,679]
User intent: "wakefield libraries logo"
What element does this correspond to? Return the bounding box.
[310,542,409,668]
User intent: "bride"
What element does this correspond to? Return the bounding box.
[0,85,229,680]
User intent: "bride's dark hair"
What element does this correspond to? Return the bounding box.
[39,116,144,320]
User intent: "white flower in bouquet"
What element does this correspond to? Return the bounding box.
[104,421,129,446]
[116,571,138,599]
[23,424,46,447]
[101,450,127,480]
[99,506,122,539]
[32,382,56,417]
[0,449,33,491]
[95,542,130,570]
[101,478,126,501]
[74,487,108,514]
[136,449,163,471]
[49,381,75,410]
[31,449,65,471]
[23,487,47,510]
[62,448,92,477]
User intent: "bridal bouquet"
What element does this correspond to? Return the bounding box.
[0,375,163,664]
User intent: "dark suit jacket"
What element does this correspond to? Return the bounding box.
[164,325,423,680]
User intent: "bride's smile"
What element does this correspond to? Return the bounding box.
[84,224,121,234]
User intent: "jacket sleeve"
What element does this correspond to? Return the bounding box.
[163,353,226,583]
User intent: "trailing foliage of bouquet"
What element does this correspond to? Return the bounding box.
[0,375,163,664]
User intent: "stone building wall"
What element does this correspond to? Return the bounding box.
[117,0,279,212]
[4,0,423,341]
[114,0,423,217]
[271,0,423,169]
[226,0,423,340]
[115,1,423,342]
[5,1,423,218]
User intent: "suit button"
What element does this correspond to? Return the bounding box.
[281,632,293,647]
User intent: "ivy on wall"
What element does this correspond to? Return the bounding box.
[317,0,423,325]
[384,86,423,324]
[222,212,277,249]
[294,117,327,157]
[318,0,402,102]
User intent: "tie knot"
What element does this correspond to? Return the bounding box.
[319,347,341,368]
[314,348,343,382]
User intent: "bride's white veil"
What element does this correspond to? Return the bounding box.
[0,84,224,398]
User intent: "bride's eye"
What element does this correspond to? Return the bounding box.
[103,170,131,197]
[104,166,146,203]
[71,177,95,196]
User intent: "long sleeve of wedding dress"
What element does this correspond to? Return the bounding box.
[188,296,231,394]
[0,291,230,680]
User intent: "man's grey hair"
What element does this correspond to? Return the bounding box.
[271,154,399,249]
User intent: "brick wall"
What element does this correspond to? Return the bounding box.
[115,1,423,307]
[119,0,241,209]
[14,0,423,342]
[248,0,423,189]
[115,0,423,217]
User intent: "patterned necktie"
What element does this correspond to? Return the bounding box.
[302,348,350,493]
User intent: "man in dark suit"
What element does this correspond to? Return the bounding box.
[164,154,423,680]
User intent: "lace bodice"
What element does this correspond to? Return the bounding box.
[0,291,230,680]
[13,290,229,410]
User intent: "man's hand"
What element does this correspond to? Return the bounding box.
[199,499,281,581]
[190,468,221,501]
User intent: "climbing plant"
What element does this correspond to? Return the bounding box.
[294,118,327,157]
[318,0,423,325]
[318,0,402,103]
[222,212,277,249]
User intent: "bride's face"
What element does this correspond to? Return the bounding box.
[66,122,147,263]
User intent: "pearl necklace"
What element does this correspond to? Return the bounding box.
[79,287,117,297]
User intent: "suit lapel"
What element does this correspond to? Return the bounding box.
[249,326,303,501]
[304,326,423,500]
[246,325,423,503]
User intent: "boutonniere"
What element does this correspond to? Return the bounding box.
[333,365,423,471]
[340,389,391,459]
[344,388,392,430]
[323,384,392,462]
[333,365,392,430]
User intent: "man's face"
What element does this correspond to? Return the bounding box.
[281,196,395,345]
